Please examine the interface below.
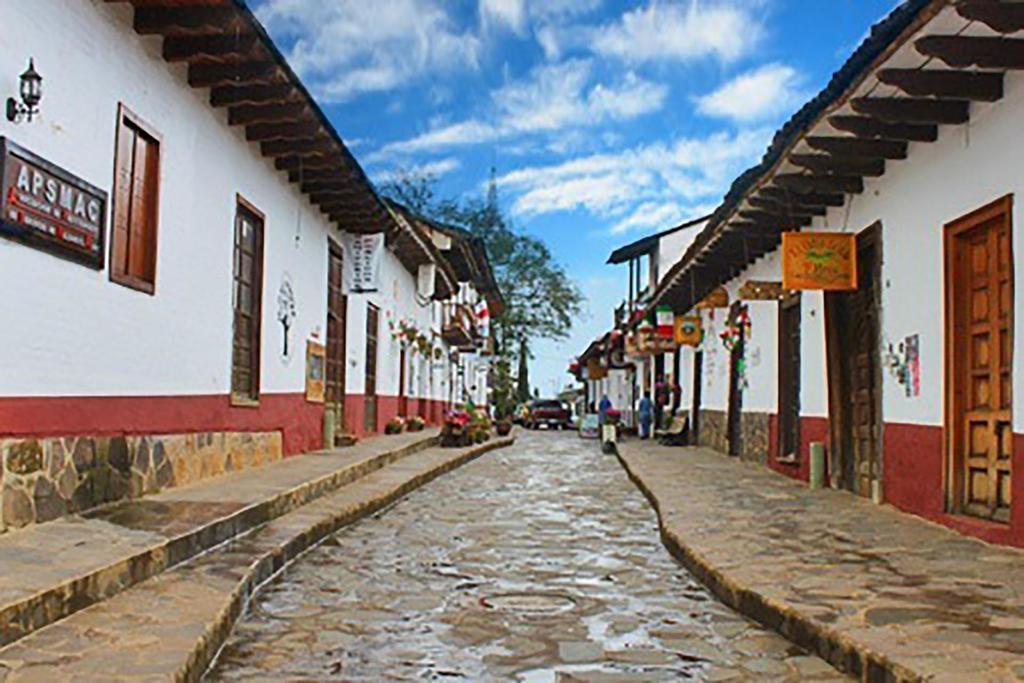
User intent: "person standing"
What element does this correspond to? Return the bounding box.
[638,391,654,440]
[598,394,612,426]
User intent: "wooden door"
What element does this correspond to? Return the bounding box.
[365,304,379,434]
[326,247,347,439]
[778,294,802,460]
[691,351,703,446]
[947,197,1014,522]
[726,304,746,457]
[826,224,882,496]
[398,346,409,418]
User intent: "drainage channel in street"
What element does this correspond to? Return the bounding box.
[209,431,844,681]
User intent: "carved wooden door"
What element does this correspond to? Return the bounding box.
[949,198,1013,521]
[777,295,801,460]
[326,247,347,438]
[365,304,379,434]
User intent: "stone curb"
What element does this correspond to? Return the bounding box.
[186,437,515,682]
[614,447,922,683]
[0,434,439,650]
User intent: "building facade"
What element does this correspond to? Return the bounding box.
[0,0,499,531]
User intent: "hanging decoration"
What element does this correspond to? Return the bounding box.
[697,286,729,309]
[674,315,703,347]
[341,232,384,293]
[655,305,674,338]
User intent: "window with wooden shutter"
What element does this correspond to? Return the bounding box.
[111,105,161,293]
[231,198,265,405]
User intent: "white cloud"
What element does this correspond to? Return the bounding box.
[256,0,481,102]
[494,127,770,223]
[370,59,667,159]
[588,0,762,64]
[480,0,528,34]
[697,63,804,123]
[373,157,462,184]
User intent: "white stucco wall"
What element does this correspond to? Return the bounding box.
[799,70,1024,431]
[0,0,344,399]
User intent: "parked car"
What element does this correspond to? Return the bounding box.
[528,400,573,430]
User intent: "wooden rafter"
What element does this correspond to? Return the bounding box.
[955,1,1024,34]
[134,7,240,36]
[188,61,275,88]
[789,154,885,177]
[211,84,292,107]
[163,34,260,62]
[851,97,970,125]
[916,36,1024,70]
[775,174,865,195]
[758,187,845,207]
[245,122,320,142]
[806,136,907,159]
[747,196,827,217]
[828,115,938,142]
[877,68,1003,102]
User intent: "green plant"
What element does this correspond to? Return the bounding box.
[384,416,406,434]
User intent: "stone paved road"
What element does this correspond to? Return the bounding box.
[210,432,843,681]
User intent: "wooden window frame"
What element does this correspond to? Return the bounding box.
[110,103,162,295]
[230,195,266,408]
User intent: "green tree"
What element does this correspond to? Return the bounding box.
[382,168,583,414]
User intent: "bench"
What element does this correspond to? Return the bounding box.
[657,414,690,446]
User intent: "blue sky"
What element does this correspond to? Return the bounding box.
[252,0,900,396]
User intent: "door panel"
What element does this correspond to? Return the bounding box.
[365,304,379,434]
[949,198,1013,522]
[691,351,703,446]
[826,225,882,496]
[778,295,801,459]
[326,247,347,438]
[726,304,746,457]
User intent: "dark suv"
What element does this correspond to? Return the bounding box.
[528,400,572,430]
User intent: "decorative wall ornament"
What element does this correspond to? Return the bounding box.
[697,286,729,309]
[305,341,325,403]
[884,334,921,398]
[674,315,703,347]
[276,274,296,363]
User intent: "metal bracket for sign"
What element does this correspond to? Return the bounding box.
[0,137,107,269]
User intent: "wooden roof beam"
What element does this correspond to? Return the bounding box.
[260,138,332,157]
[758,187,845,207]
[806,136,907,159]
[955,1,1024,34]
[747,196,827,217]
[188,61,276,88]
[134,7,241,36]
[245,121,320,142]
[274,154,345,172]
[916,36,1024,70]
[211,84,293,107]
[163,34,260,63]
[228,102,306,126]
[788,154,885,177]
[828,115,938,142]
[877,68,1003,102]
[775,174,865,195]
[739,210,812,228]
[851,97,970,125]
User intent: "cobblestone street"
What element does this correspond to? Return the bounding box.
[211,432,841,681]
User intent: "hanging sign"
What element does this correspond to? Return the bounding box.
[674,315,703,347]
[696,286,729,309]
[586,358,608,380]
[739,280,785,301]
[341,232,384,293]
[305,341,326,403]
[782,232,857,291]
[475,299,490,339]
[417,263,436,299]
[0,138,107,268]
[655,305,674,338]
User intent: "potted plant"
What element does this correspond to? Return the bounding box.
[407,415,426,432]
[495,419,512,436]
[384,416,406,434]
[441,410,471,447]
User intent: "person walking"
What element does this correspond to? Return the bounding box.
[638,391,654,440]
[598,394,612,426]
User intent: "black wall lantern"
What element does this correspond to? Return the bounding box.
[7,59,43,124]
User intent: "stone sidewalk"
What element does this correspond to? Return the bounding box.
[0,430,439,649]
[0,436,514,682]
[617,442,1024,683]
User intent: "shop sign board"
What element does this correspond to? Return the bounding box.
[305,341,326,403]
[0,138,107,268]
[341,232,384,293]
[674,315,703,347]
[782,232,858,291]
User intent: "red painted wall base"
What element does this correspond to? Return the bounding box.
[342,394,450,439]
